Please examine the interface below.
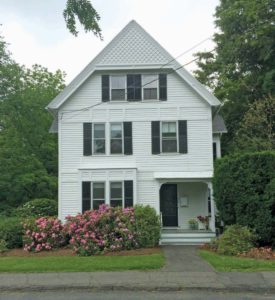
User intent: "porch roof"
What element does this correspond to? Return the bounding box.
[154,171,213,179]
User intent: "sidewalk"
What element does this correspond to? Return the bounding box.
[0,270,274,292]
[0,246,274,292]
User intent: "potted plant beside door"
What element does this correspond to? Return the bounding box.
[188,219,198,230]
[197,215,209,230]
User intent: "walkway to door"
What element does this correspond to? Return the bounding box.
[161,245,214,272]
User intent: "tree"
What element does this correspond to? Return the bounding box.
[232,95,275,152]
[195,0,275,153]
[213,152,275,245]
[63,0,102,38]
[0,35,65,208]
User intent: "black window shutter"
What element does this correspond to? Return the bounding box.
[213,142,217,160]
[178,120,188,154]
[127,74,141,101]
[123,122,132,155]
[102,75,110,102]
[82,181,91,212]
[159,74,167,101]
[151,121,160,154]
[83,123,92,156]
[124,180,133,207]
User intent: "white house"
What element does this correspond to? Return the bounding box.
[47,20,226,244]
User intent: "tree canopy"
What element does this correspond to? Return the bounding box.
[0,35,65,209]
[63,0,102,38]
[195,0,275,153]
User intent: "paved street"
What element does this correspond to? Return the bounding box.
[0,290,275,300]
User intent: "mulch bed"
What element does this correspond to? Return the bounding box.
[0,247,161,257]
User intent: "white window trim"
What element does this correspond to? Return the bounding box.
[92,182,105,209]
[92,123,106,155]
[110,75,127,101]
[160,121,179,154]
[110,122,124,155]
[110,181,124,208]
[142,74,159,101]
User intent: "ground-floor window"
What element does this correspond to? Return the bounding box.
[92,182,105,209]
[82,180,134,212]
[110,182,123,207]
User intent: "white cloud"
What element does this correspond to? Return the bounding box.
[1,0,219,83]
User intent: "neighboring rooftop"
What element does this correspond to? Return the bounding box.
[213,114,227,133]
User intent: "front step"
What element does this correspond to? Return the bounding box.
[160,232,216,245]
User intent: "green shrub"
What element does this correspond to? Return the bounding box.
[213,151,275,245]
[0,203,16,217]
[0,218,24,249]
[0,239,8,253]
[16,198,58,218]
[134,205,160,248]
[217,225,256,256]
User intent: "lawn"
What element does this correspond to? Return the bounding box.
[0,253,165,273]
[200,250,275,272]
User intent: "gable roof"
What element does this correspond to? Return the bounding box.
[213,114,227,133]
[47,20,220,110]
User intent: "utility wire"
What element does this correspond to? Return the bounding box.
[61,49,215,121]
[59,35,214,119]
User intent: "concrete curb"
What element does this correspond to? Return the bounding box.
[0,284,275,294]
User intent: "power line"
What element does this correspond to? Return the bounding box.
[61,49,215,121]
[58,35,214,118]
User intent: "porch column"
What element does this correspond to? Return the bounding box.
[207,181,215,232]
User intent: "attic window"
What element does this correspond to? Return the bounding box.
[143,74,158,100]
[111,75,126,100]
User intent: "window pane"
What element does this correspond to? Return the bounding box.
[111,139,122,154]
[162,139,177,152]
[110,182,122,199]
[111,89,125,100]
[111,124,122,138]
[162,122,176,138]
[111,76,125,89]
[94,124,105,138]
[144,88,157,100]
[110,200,123,207]
[93,182,105,199]
[143,75,158,88]
[94,139,105,154]
[93,200,105,210]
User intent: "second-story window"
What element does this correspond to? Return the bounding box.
[111,75,126,101]
[161,121,178,153]
[143,74,158,100]
[110,123,123,154]
[93,123,105,154]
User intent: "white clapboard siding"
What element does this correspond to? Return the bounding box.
[58,70,213,219]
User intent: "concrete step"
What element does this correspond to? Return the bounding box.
[160,232,216,245]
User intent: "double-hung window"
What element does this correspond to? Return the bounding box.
[110,182,123,207]
[110,123,123,154]
[93,123,105,154]
[92,182,105,209]
[143,74,158,100]
[161,121,178,153]
[111,75,126,101]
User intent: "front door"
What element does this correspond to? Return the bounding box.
[160,184,178,227]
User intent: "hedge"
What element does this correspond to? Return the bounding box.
[0,217,24,249]
[213,151,275,246]
[16,198,58,218]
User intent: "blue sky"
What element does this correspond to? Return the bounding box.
[0,0,219,82]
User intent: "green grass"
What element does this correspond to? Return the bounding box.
[200,250,275,272]
[0,254,165,273]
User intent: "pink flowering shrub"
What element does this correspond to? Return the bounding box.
[23,217,66,252]
[65,205,138,255]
